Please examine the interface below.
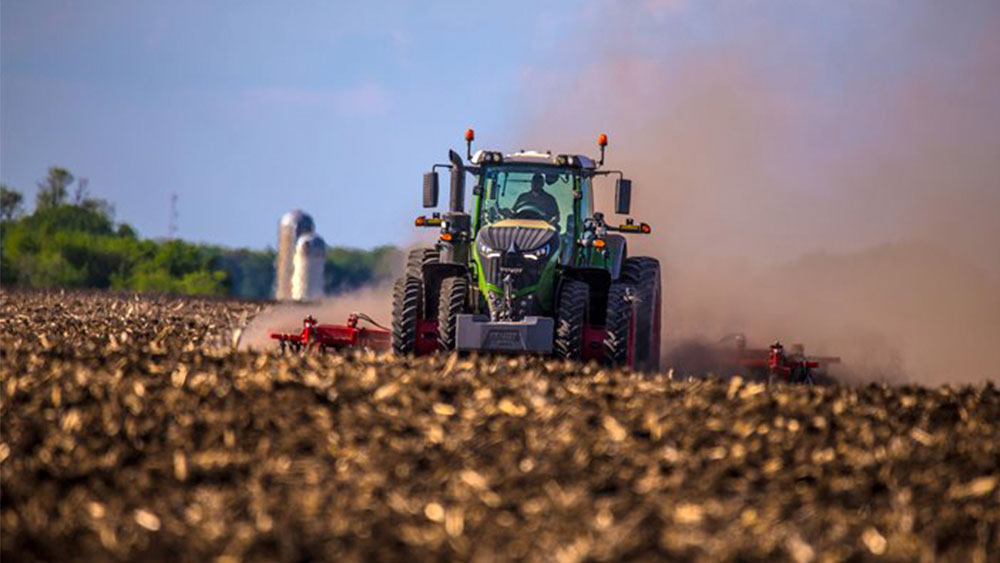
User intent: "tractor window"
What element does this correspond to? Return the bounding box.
[482,168,576,233]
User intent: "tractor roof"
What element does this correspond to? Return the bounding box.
[471,149,597,170]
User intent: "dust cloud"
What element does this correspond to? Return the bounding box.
[514,1,1000,384]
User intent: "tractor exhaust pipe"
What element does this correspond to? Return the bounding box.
[448,149,465,212]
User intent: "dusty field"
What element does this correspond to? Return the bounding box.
[1,290,998,562]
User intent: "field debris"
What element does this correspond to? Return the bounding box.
[1,290,998,561]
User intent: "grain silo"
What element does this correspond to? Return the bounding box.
[275,210,315,300]
[291,233,327,302]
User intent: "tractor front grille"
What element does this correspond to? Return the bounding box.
[476,225,558,319]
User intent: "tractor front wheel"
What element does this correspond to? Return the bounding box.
[554,280,589,360]
[603,283,636,368]
[437,276,469,352]
[391,276,423,355]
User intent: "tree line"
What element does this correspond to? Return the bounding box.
[1,167,401,298]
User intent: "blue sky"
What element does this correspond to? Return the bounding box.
[2,1,583,248]
[3,0,998,263]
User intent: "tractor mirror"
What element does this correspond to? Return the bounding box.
[615,178,632,215]
[423,171,439,208]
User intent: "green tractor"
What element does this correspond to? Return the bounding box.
[392,130,662,370]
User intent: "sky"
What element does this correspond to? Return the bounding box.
[1,0,582,248]
[3,0,998,260]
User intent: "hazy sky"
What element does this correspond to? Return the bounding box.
[3,0,998,256]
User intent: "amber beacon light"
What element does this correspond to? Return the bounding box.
[597,133,609,165]
[465,128,476,159]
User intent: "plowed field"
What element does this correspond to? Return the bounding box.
[2,290,997,562]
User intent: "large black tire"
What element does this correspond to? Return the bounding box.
[554,280,589,361]
[405,248,439,278]
[621,257,661,372]
[406,247,446,320]
[603,283,635,367]
[437,276,469,352]
[391,276,422,355]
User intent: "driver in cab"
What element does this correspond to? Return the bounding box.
[512,173,560,226]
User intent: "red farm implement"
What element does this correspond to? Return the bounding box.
[717,334,841,384]
[269,314,390,354]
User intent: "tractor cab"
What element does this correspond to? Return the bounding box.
[473,152,595,266]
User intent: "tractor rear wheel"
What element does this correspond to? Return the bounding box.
[406,248,439,278]
[437,276,469,352]
[603,283,636,367]
[406,247,446,320]
[554,280,589,360]
[391,276,423,355]
[621,257,661,372]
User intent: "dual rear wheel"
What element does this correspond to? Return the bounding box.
[392,248,471,355]
[619,257,662,372]
[557,257,661,371]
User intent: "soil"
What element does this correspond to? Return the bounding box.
[2,290,997,562]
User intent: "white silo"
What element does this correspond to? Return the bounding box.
[291,233,327,302]
[275,210,315,300]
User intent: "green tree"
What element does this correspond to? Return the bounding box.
[80,197,115,221]
[4,165,401,297]
[21,201,115,236]
[220,248,276,298]
[1,185,24,221]
[324,245,403,294]
[35,167,74,210]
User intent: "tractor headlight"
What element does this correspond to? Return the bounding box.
[479,242,500,259]
[523,244,551,261]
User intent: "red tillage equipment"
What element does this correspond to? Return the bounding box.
[269,313,391,353]
[718,334,841,384]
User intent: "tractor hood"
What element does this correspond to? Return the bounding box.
[475,219,560,321]
[478,219,556,250]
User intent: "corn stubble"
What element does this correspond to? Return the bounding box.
[1,290,998,562]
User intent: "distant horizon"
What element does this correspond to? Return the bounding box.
[4,0,997,274]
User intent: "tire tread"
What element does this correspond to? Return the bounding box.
[603,283,634,367]
[437,276,469,352]
[554,280,589,360]
[620,257,661,371]
[391,276,422,355]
